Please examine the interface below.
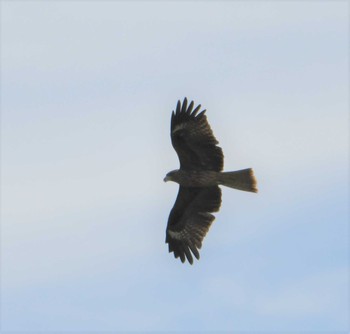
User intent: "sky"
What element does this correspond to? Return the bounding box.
[0,1,349,332]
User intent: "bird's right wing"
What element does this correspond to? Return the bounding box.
[165,185,222,264]
[171,98,224,172]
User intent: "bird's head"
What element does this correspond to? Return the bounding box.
[163,170,178,183]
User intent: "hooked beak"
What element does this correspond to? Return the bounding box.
[163,176,169,182]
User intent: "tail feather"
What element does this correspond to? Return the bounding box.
[219,168,258,193]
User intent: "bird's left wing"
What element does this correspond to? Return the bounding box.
[165,185,222,264]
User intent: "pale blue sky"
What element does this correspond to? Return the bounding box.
[1,1,349,332]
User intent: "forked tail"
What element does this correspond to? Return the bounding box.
[219,168,258,193]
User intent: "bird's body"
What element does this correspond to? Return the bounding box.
[164,98,257,264]
[165,169,256,189]
[164,169,219,187]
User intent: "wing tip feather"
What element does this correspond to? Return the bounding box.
[173,98,203,120]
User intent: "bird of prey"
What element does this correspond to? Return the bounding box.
[164,98,257,264]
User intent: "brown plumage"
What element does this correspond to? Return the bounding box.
[164,98,257,264]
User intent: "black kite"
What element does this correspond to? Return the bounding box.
[164,98,258,264]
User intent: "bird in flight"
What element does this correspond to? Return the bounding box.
[164,98,257,264]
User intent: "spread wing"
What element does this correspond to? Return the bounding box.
[171,98,224,171]
[165,186,222,264]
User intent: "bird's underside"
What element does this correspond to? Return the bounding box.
[164,98,257,264]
